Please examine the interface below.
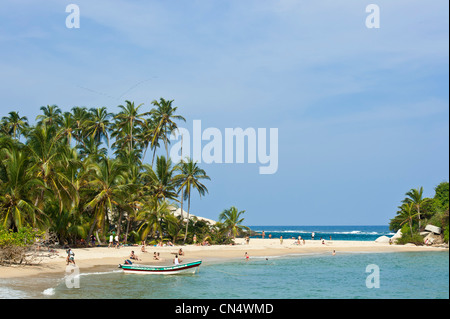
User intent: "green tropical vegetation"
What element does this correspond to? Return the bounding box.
[0,101,251,256]
[389,182,449,244]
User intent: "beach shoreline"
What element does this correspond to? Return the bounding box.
[1,238,447,280]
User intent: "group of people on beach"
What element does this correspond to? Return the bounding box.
[108,233,121,248]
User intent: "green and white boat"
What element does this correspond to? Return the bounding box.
[119,260,202,275]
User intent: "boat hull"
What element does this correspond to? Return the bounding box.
[119,260,202,275]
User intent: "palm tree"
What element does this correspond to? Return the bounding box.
[77,136,108,162]
[1,111,29,140]
[0,143,47,230]
[71,106,90,147]
[137,197,171,243]
[164,213,184,244]
[26,125,71,211]
[219,206,250,240]
[399,202,419,237]
[83,158,131,240]
[403,187,427,230]
[150,98,186,160]
[112,100,145,155]
[174,157,210,243]
[85,107,112,147]
[58,112,76,147]
[36,105,62,127]
[136,117,158,163]
[141,156,178,202]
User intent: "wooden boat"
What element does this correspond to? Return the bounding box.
[119,260,202,275]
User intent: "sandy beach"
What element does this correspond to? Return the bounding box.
[1,238,447,279]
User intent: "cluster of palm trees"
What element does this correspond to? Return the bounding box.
[0,99,228,246]
[390,184,449,243]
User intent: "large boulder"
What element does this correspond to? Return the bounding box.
[424,225,441,235]
[391,229,402,243]
[375,235,391,243]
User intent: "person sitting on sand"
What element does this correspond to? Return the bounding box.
[130,250,140,261]
[153,252,159,260]
[202,240,210,246]
[173,254,182,265]
[178,248,184,256]
[141,244,147,253]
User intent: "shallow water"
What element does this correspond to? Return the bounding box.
[1,251,447,299]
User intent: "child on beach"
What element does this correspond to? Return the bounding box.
[66,248,75,265]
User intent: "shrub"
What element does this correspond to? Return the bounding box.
[444,227,449,243]
[396,233,424,246]
[0,227,44,265]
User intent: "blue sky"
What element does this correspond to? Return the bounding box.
[0,0,448,225]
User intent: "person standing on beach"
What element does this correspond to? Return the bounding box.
[245,252,249,261]
[280,236,283,245]
[109,234,113,248]
[311,232,315,240]
[262,231,265,239]
[115,234,120,248]
[66,248,75,265]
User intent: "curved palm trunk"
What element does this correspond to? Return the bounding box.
[183,194,190,244]
[152,147,157,167]
[417,206,421,230]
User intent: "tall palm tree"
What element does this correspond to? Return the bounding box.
[399,202,418,237]
[85,107,112,147]
[26,125,70,211]
[174,157,210,243]
[77,136,108,162]
[150,98,185,160]
[137,197,171,243]
[141,156,178,202]
[136,117,158,162]
[1,111,29,140]
[83,158,131,239]
[0,143,47,230]
[36,105,62,127]
[112,100,145,155]
[58,112,76,147]
[403,187,427,230]
[71,106,90,147]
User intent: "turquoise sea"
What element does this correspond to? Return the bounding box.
[1,251,448,299]
[0,226,448,299]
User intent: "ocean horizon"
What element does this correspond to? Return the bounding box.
[248,225,392,241]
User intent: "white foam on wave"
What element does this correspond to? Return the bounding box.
[78,269,122,277]
[253,229,386,235]
[0,286,28,299]
[42,287,56,296]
